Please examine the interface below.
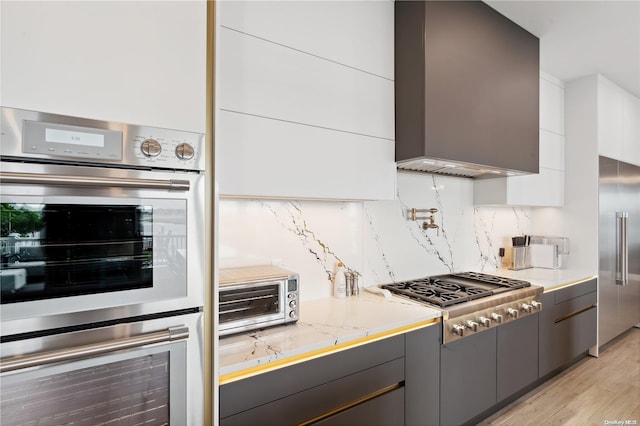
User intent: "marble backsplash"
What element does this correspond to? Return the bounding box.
[219,172,533,301]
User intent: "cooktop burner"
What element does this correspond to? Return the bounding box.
[381,272,530,308]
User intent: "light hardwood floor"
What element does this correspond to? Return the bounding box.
[478,328,640,426]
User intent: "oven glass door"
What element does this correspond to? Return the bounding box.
[0,337,186,425]
[1,196,187,317]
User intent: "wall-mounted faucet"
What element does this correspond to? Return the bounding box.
[408,208,440,236]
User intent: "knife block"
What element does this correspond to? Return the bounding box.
[509,246,531,270]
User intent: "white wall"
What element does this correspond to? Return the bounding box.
[219,172,533,301]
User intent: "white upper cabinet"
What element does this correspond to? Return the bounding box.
[216,0,396,200]
[622,89,640,165]
[0,1,207,132]
[474,73,565,206]
[597,75,640,166]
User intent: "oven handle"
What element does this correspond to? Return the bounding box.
[0,171,190,191]
[0,326,189,373]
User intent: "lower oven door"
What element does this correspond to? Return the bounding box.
[0,312,203,426]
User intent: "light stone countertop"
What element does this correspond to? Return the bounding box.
[218,291,441,380]
[493,268,597,291]
[218,268,595,381]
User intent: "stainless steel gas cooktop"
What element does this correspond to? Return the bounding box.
[382,272,543,343]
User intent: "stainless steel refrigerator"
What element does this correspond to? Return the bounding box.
[598,156,640,346]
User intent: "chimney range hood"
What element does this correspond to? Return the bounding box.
[395,1,540,179]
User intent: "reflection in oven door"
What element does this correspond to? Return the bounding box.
[0,312,203,425]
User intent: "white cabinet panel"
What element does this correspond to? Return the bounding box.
[622,91,640,165]
[218,0,394,79]
[217,27,394,140]
[506,168,564,206]
[540,76,564,135]
[217,111,396,200]
[473,168,563,207]
[0,1,206,132]
[540,129,565,171]
[597,77,624,160]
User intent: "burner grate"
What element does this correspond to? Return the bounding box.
[381,272,531,308]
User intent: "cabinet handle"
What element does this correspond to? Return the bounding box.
[0,326,189,373]
[554,305,597,324]
[616,212,629,286]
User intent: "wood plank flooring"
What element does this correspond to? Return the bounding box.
[478,328,640,426]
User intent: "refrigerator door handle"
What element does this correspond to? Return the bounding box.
[616,212,629,286]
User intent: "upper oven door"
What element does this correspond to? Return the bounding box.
[0,161,204,334]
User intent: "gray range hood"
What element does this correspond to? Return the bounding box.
[395,1,540,179]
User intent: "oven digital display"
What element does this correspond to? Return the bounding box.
[45,128,105,147]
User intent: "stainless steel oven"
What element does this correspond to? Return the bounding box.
[0,107,205,335]
[0,311,203,425]
[0,107,205,424]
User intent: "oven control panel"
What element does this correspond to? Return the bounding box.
[443,295,542,344]
[2,107,205,172]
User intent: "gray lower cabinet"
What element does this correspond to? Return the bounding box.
[496,314,539,401]
[440,329,497,426]
[538,278,598,377]
[219,324,440,426]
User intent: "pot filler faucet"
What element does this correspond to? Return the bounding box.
[408,208,440,235]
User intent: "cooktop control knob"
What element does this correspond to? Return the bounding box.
[531,300,542,310]
[507,307,519,318]
[491,313,503,323]
[465,320,479,332]
[520,303,533,313]
[478,316,491,327]
[451,324,465,336]
[140,138,162,157]
[175,143,195,160]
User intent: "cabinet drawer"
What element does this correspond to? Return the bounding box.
[220,358,405,426]
[220,334,404,418]
[539,284,597,377]
[314,387,405,426]
[553,278,597,304]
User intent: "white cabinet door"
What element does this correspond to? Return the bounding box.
[540,75,564,135]
[216,1,396,200]
[597,76,624,160]
[217,27,394,140]
[622,91,640,165]
[0,1,206,132]
[217,111,396,200]
[218,0,394,80]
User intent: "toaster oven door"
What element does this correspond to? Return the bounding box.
[219,281,285,335]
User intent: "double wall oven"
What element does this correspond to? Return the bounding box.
[0,107,205,425]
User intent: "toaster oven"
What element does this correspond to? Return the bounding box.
[219,265,299,336]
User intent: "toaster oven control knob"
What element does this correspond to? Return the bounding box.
[289,311,297,318]
[491,313,503,323]
[175,143,195,160]
[451,324,465,336]
[478,316,491,327]
[141,138,162,157]
[520,303,533,313]
[507,307,519,318]
[289,300,297,309]
[531,300,542,310]
[465,320,479,332]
